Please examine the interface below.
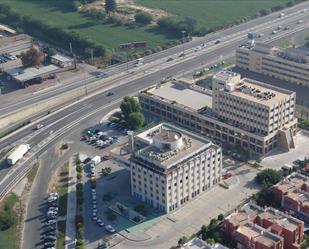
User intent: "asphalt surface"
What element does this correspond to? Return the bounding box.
[0,1,308,117]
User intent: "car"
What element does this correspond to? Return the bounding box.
[45,226,56,232]
[48,207,58,211]
[92,216,98,221]
[93,204,97,209]
[45,232,56,237]
[166,57,174,62]
[297,20,303,24]
[105,224,116,233]
[47,213,57,219]
[215,40,221,44]
[45,235,57,241]
[45,220,57,226]
[45,247,55,249]
[178,53,184,57]
[93,208,97,213]
[293,159,301,165]
[92,199,97,204]
[44,242,55,247]
[90,172,96,177]
[35,124,44,130]
[106,92,114,96]
[96,72,107,78]
[103,155,110,161]
[97,218,104,227]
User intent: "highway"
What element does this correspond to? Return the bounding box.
[0,1,308,119]
[0,2,309,201]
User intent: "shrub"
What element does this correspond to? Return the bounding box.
[76,165,83,173]
[135,12,152,25]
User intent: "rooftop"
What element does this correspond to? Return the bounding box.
[6,64,59,82]
[274,173,308,194]
[236,222,282,247]
[134,123,213,170]
[240,42,309,64]
[182,238,229,249]
[230,78,292,106]
[51,53,72,63]
[147,80,212,111]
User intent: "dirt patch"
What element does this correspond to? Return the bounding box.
[83,0,170,22]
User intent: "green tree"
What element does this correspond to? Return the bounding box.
[217,213,224,221]
[135,12,152,25]
[255,169,283,188]
[105,0,117,14]
[20,47,44,68]
[178,236,188,246]
[127,112,144,130]
[120,96,141,118]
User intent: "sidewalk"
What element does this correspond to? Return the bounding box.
[64,156,77,249]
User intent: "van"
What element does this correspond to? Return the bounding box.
[281,164,293,171]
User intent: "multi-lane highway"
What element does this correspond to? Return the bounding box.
[0,1,308,120]
[0,2,309,201]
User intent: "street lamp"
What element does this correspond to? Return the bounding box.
[181,30,186,58]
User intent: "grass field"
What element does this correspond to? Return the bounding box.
[0,0,173,51]
[136,0,290,29]
[0,0,291,51]
[0,193,19,249]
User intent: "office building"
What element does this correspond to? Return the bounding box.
[236,43,309,87]
[139,71,297,155]
[113,123,222,213]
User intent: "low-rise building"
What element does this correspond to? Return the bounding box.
[51,54,73,68]
[182,238,229,249]
[236,43,309,87]
[112,123,222,213]
[272,173,309,223]
[223,202,305,249]
[139,71,297,155]
[234,222,284,249]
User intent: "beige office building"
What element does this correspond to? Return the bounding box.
[236,43,309,87]
[139,71,297,155]
[116,123,222,213]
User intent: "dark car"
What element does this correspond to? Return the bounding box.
[215,40,221,44]
[106,92,114,96]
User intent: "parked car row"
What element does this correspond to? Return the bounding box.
[88,164,116,234]
[43,192,59,249]
[107,122,132,135]
[0,53,17,64]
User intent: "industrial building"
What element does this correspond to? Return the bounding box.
[139,71,297,155]
[236,43,309,87]
[112,123,222,213]
[51,54,73,68]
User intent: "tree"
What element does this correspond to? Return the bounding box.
[105,0,117,14]
[127,112,144,130]
[135,12,152,25]
[20,47,44,68]
[120,96,141,118]
[255,169,283,188]
[217,214,224,221]
[178,236,188,246]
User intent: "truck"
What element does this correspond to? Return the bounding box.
[247,32,257,39]
[7,144,31,165]
[91,156,101,166]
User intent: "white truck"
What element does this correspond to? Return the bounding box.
[91,156,101,166]
[7,144,31,165]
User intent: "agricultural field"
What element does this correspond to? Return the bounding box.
[0,0,292,52]
[136,0,291,29]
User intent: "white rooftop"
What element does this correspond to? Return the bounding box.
[148,80,212,110]
[51,53,72,63]
[182,238,229,249]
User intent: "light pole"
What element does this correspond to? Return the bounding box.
[181,30,186,58]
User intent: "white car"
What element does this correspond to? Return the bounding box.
[36,124,44,130]
[105,224,116,233]
[97,218,104,227]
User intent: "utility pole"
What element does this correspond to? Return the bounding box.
[69,42,73,54]
[90,48,94,65]
[181,30,186,58]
